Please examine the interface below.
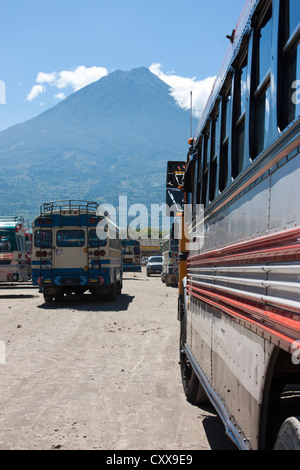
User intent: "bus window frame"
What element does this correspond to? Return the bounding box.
[219,77,233,192]
[88,229,106,247]
[34,229,52,248]
[251,4,272,158]
[278,0,300,130]
[201,124,210,207]
[16,235,26,253]
[56,229,85,248]
[196,139,202,205]
[232,48,248,179]
[0,234,12,252]
[209,99,221,202]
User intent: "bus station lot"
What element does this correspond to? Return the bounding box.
[0,270,235,450]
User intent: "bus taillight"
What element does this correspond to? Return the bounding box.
[36,251,48,257]
[93,249,105,256]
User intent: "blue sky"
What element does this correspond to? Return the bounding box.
[0,0,246,132]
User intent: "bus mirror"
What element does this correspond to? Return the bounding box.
[166,161,186,189]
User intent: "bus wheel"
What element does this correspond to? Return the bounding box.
[117,280,122,295]
[43,293,53,302]
[106,282,117,301]
[179,318,209,406]
[274,417,300,450]
[54,291,64,302]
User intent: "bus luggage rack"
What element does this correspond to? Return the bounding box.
[40,200,99,215]
[0,216,26,225]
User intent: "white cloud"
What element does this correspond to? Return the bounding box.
[36,72,57,84]
[54,92,66,100]
[149,63,215,118]
[26,63,215,118]
[27,65,108,102]
[55,65,108,91]
[26,84,46,102]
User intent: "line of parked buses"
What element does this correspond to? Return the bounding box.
[0,201,178,303]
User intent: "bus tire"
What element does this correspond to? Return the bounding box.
[179,317,209,406]
[54,291,64,302]
[106,282,117,301]
[43,293,53,303]
[273,417,300,450]
[117,280,122,295]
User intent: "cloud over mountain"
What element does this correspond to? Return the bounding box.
[149,63,215,118]
[0,67,198,220]
[27,65,109,101]
[25,63,215,118]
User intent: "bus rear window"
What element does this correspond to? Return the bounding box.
[35,230,52,248]
[0,235,12,252]
[57,230,85,247]
[88,229,106,247]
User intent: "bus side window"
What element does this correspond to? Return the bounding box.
[251,6,272,158]
[232,51,248,178]
[196,140,202,205]
[201,127,210,207]
[16,237,23,252]
[219,80,232,192]
[209,102,220,202]
[278,0,300,130]
[20,237,26,252]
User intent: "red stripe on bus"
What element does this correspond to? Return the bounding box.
[187,228,300,266]
[186,283,300,353]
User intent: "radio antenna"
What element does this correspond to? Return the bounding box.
[190,91,193,139]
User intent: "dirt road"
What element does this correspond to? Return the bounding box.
[0,270,235,450]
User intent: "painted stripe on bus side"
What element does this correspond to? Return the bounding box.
[187,227,300,266]
[187,284,300,353]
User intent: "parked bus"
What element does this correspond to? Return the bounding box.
[32,200,122,302]
[161,234,179,286]
[173,0,300,450]
[0,216,30,282]
[121,239,141,272]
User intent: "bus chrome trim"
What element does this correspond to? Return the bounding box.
[187,284,300,351]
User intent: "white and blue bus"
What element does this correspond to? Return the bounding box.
[174,0,300,450]
[121,239,142,272]
[32,200,122,302]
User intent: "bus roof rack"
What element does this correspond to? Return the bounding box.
[40,200,99,214]
[0,215,26,226]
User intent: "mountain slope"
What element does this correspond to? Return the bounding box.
[0,67,197,220]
